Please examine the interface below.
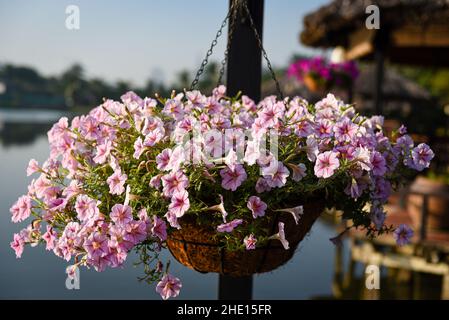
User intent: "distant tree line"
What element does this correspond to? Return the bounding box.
[0,62,225,110]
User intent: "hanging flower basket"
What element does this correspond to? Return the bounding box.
[287,57,359,92]
[9,86,434,299]
[167,201,324,276]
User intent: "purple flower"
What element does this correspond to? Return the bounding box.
[398,125,407,135]
[314,151,340,178]
[371,206,386,230]
[156,273,182,300]
[334,118,357,142]
[217,219,243,233]
[156,148,172,171]
[287,163,307,182]
[161,171,189,198]
[244,234,257,250]
[315,119,333,139]
[393,224,414,246]
[263,161,290,188]
[255,177,271,193]
[110,204,133,226]
[247,196,267,218]
[124,220,147,244]
[220,164,247,191]
[370,151,387,176]
[84,232,109,259]
[410,143,434,171]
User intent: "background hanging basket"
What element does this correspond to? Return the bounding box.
[167,201,325,277]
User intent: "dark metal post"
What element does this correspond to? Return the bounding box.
[226,0,263,101]
[373,46,384,115]
[373,30,388,115]
[218,0,264,300]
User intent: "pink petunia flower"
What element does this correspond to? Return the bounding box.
[287,163,307,182]
[314,151,340,178]
[220,164,247,191]
[26,159,40,176]
[161,171,189,198]
[156,148,172,171]
[10,233,25,258]
[315,119,333,139]
[263,161,290,188]
[110,204,133,226]
[83,232,109,259]
[306,137,319,162]
[156,273,182,300]
[151,216,167,241]
[93,140,112,164]
[42,225,58,251]
[247,196,267,218]
[133,137,145,159]
[124,220,147,244]
[107,170,127,195]
[243,234,257,250]
[168,190,190,218]
[269,222,289,250]
[217,219,243,233]
[165,210,181,229]
[334,118,357,142]
[206,194,228,222]
[10,195,32,223]
[275,206,304,225]
[75,194,100,222]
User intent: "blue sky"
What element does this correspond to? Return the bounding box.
[0,0,329,86]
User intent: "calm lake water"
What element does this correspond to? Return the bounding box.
[0,108,351,300]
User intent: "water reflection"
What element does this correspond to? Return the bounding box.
[0,109,68,147]
[0,109,446,300]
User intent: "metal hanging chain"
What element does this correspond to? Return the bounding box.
[217,3,239,86]
[189,8,232,91]
[241,0,285,100]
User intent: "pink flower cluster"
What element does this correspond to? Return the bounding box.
[10,86,433,298]
[288,56,359,88]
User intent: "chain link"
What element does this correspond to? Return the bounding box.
[217,3,239,86]
[189,10,231,91]
[241,0,284,100]
[190,0,284,100]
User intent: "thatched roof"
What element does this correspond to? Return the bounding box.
[301,0,449,48]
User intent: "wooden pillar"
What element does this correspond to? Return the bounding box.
[218,0,264,300]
